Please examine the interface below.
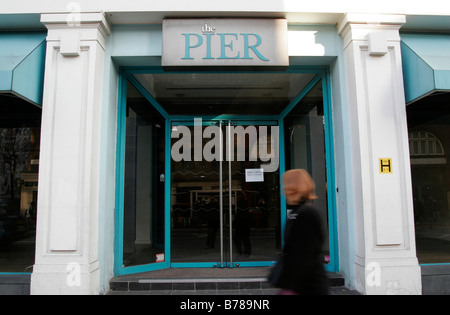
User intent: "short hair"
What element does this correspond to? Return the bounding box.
[283,169,317,204]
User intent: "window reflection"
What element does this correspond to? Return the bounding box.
[0,94,41,272]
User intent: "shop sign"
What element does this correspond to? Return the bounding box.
[379,158,393,174]
[162,19,289,67]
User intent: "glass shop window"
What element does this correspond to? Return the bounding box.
[0,94,41,272]
[407,92,450,264]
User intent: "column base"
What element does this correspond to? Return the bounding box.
[355,257,422,295]
[31,261,100,295]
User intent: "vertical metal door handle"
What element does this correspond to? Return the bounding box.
[227,121,233,267]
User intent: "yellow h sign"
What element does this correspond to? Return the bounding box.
[379,158,393,174]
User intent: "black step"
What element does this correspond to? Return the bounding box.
[108,268,345,293]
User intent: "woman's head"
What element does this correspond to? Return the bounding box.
[283,169,317,205]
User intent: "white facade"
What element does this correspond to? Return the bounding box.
[1,0,450,295]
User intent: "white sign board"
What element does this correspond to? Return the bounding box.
[162,19,289,67]
[245,168,265,182]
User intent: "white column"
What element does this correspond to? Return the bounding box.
[337,14,421,295]
[31,12,110,295]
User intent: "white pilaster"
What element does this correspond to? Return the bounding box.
[338,14,421,295]
[31,12,111,295]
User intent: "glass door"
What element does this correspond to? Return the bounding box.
[170,119,281,267]
[118,80,168,273]
[116,69,338,275]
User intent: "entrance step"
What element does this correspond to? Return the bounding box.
[108,267,346,294]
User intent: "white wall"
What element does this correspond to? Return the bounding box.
[96,33,119,295]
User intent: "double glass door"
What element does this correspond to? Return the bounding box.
[170,119,281,267]
[118,72,336,275]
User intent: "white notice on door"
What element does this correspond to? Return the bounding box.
[245,168,264,182]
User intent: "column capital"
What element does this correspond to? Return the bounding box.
[337,13,406,53]
[337,13,406,35]
[41,11,111,35]
[41,12,111,55]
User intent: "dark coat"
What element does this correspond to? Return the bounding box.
[277,201,329,295]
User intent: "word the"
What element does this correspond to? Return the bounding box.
[201,23,216,33]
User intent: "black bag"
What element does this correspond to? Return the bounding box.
[268,255,285,287]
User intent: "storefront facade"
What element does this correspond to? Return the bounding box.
[0,1,449,295]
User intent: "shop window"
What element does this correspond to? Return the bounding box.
[283,79,331,264]
[407,92,450,264]
[122,81,166,268]
[0,94,41,272]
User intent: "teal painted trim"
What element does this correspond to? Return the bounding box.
[277,69,318,244]
[11,40,46,106]
[118,262,170,276]
[0,70,12,90]
[231,261,275,268]
[124,65,328,75]
[0,272,32,275]
[126,73,170,119]
[164,118,172,265]
[401,35,450,104]
[435,70,450,90]
[420,263,450,266]
[278,69,339,273]
[171,119,278,126]
[114,71,173,276]
[321,69,339,273]
[401,41,435,104]
[279,74,322,119]
[123,66,166,74]
[0,32,47,106]
[0,14,44,30]
[114,70,127,276]
[171,262,219,268]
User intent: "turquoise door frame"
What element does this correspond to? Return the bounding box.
[114,66,339,276]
